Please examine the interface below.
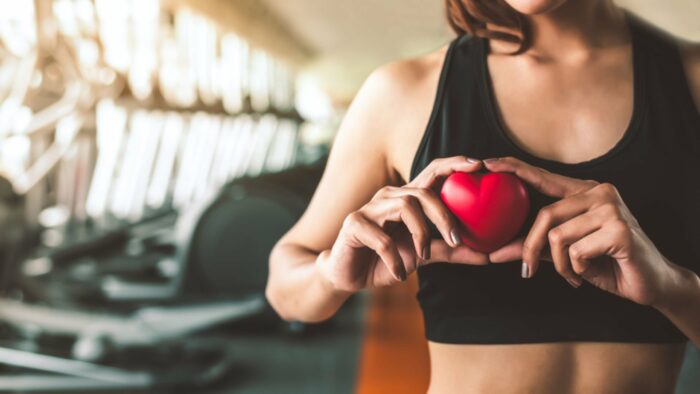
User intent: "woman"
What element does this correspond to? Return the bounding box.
[266,0,700,392]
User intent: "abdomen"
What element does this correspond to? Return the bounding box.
[427,341,686,394]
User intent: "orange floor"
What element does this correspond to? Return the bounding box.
[355,276,431,394]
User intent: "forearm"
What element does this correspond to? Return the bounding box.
[266,245,353,323]
[655,260,700,347]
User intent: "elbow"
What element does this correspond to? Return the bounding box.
[264,244,307,322]
[265,282,333,324]
[266,279,338,324]
[265,253,294,322]
[264,279,294,322]
[265,243,341,323]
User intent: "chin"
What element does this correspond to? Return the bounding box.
[504,0,569,15]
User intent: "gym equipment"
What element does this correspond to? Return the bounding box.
[0,341,236,391]
[85,99,128,220]
[440,171,530,253]
[265,119,299,172]
[220,33,246,114]
[90,155,327,302]
[145,111,185,210]
[182,156,327,297]
[0,297,264,362]
[109,110,165,221]
[227,115,257,180]
[0,175,27,292]
[246,114,279,177]
[0,3,318,392]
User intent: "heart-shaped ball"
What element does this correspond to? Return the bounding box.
[440,171,530,253]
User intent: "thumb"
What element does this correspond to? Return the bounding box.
[489,238,553,277]
[489,238,525,263]
[421,240,490,266]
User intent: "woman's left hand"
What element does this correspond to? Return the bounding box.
[484,156,677,307]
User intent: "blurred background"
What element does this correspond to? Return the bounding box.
[0,0,696,393]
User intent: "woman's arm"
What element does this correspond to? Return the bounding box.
[265,66,402,322]
[266,52,502,323]
[663,42,700,344]
[654,261,700,346]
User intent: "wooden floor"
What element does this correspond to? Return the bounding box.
[355,276,431,394]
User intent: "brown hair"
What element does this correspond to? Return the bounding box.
[444,0,530,53]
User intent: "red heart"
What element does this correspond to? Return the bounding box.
[440,171,530,253]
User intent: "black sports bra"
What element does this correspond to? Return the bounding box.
[409,13,700,344]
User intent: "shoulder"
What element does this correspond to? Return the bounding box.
[340,43,451,152]
[630,14,700,111]
[679,41,700,112]
[360,45,452,181]
[329,43,451,162]
[356,44,449,116]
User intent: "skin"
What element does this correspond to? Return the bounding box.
[266,0,700,392]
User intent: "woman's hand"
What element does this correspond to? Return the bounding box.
[484,156,679,307]
[319,156,517,292]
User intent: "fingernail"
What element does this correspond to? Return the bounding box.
[467,157,480,163]
[567,278,582,288]
[483,157,500,163]
[450,229,462,246]
[521,262,530,279]
[423,245,431,260]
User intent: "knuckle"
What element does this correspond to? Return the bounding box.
[569,244,584,261]
[548,227,563,245]
[345,212,369,232]
[397,194,414,208]
[595,182,619,200]
[344,211,361,227]
[373,186,392,199]
[537,207,554,223]
[583,179,600,189]
[376,235,393,252]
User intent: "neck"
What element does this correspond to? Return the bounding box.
[490,0,629,60]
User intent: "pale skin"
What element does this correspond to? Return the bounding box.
[266,0,700,392]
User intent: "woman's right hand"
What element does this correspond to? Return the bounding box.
[317,156,496,292]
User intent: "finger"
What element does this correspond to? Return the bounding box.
[488,237,525,263]
[569,219,633,276]
[522,192,594,275]
[548,210,605,286]
[422,239,490,266]
[488,237,557,264]
[568,228,614,277]
[348,213,407,281]
[483,157,596,198]
[410,156,482,189]
[362,196,429,258]
[383,187,462,248]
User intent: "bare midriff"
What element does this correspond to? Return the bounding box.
[426,341,686,394]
